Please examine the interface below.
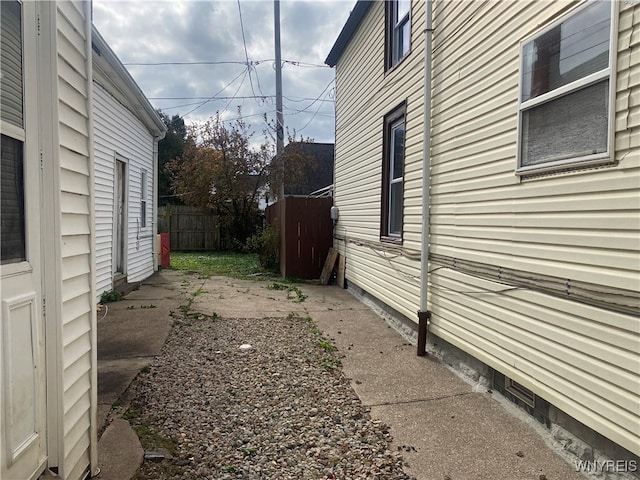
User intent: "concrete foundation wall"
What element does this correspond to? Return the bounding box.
[346,279,640,479]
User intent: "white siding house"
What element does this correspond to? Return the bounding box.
[1,1,98,479]
[91,28,166,298]
[327,0,639,465]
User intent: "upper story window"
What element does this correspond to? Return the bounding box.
[381,102,406,242]
[517,0,615,175]
[386,0,411,70]
[1,0,26,264]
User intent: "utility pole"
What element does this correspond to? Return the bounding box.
[274,0,286,277]
[274,0,284,200]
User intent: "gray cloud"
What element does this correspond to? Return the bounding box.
[93,0,354,143]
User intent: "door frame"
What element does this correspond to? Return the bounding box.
[1,2,52,478]
[39,1,63,473]
[113,156,128,277]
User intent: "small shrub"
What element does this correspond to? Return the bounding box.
[247,225,280,271]
[100,290,123,303]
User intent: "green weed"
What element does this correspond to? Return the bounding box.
[317,339,337,352]
[267,282,307,303]
[100,290,124,303]
[241,447,257,457]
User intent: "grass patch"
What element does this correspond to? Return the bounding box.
[124,406,178,456]
[170,252,260,278]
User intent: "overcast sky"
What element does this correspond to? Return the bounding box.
[92,0,354,144]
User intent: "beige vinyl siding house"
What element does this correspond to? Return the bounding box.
[92,27,166,298]
[1,1,98,479]
[331,0,425,322]
[327,0,639,464]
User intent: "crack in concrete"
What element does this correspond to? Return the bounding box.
[364,391,474,408]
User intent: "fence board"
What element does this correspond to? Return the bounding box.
[267,197,333,279]
[158,205,221,251]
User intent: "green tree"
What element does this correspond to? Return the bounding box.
[157,111,187,206]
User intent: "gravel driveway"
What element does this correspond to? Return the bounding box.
[126,310,415,479]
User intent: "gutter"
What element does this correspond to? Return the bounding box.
[417,0,433,356]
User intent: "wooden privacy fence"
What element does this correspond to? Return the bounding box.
[266,196,333,279]
[158,205,221,251]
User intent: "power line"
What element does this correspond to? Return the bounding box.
[221,68,249,114]
[180,68,248,119]
[237,0,260,104]
[150,95,332,102]
[123,58,330,68]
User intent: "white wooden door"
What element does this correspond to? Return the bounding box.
[0,2,48,479]
[114,159,127,274]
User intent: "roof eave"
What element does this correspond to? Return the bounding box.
[325,1,374,67]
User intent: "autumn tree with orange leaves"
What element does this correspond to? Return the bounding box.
[167,111,315,249]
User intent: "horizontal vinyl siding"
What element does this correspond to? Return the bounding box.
[334,1,425,320]
[92,80,155,296]
[56,2,93,479]
[429,0,639,457]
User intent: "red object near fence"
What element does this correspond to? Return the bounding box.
[160,232,171,268]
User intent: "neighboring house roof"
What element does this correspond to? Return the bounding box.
[284,142,334,196]
[91,26,167,139]
[325,1,373,67]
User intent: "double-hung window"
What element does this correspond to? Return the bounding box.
[141,169,148,228]
[1,1,26,264]
[517,0,615,174]
[386,0,411,70]
[381,103,406,241]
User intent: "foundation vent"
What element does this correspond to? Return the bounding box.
[505,378,536,408]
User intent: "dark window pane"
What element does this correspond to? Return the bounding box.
[390,0,410,66]
[521,80,608,167]
[1,134,26,264]
[0,1,24,128]
[392,123,404,180]
[389,182,403,236]
[522,1,610,102]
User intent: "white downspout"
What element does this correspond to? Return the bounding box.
[417,0,433,356]
[152,136,160,272]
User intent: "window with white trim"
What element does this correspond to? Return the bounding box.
[141,169,148,228]
[386,0,411,70]
[1,1,26,264]
[518,0,614,174]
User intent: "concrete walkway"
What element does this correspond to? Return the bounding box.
[97,270,187,479]
[97,270,585,480]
